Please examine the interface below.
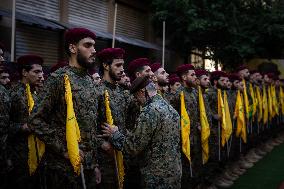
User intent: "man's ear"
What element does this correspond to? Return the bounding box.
[214,80,217,86]
[22,69,28,78]
[69,44,77,54]
[103,63,110,71]
[181,74,187,82]
[135,72,141,78]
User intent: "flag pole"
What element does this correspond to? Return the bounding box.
[112,3,118,48]
[162,21,165,68]
[218,122,221,161]
[11,0,16,62]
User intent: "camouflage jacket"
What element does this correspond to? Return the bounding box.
[0,85,10,163]
[169,85,200,145]
[110,94,182,188]
[97,80,131,183]
[29,66,100,176]
[8,81,37,169]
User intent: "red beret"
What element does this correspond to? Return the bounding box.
[50,60,68,73]
[64,28,96,53]
[0,42,5,50]
[169,73,178,79]
[195,69,208,78]
[229,73,241,82]
[176,64,195,76]
[17,55,43,65]
[127,58,150,75]
[236,64,248,72]
[97,48,125,63]
[150,62,161,73]
[210,71,228,81]
[169,76,181,85]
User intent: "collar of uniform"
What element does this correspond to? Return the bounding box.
[146,93,161,106]
[69,66,88,77]
[102,79,117,89]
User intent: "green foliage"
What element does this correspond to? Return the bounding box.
[151,0,284,67]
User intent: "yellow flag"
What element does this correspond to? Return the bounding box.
[26,84,45,175]
[256,86,263,123]
[234,91,247,143]
[249,83,257,118]
[271,85,279,116]
[263,85,268,124]
[180,91,191,162]
[217,89,227,147]
[268,85,274,119]
[64,75,81,175]
[198,87,210,164]
[223,91,233,144]
[280,86,284,115]
[104,90,125,189]
[242,80,250,119]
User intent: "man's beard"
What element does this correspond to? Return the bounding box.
[109,68,121,82]
[217,82,226,90]
[158,79,168,87]
[77,50,94,69]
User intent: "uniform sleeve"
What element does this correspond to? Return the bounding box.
[0,88,10,149]
[111,107,159,156]
[29,75,65,156]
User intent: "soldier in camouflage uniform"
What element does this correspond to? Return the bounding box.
[124,58,155,188]
[164,74,181,103]
[149,62,169,97]
[100,76,182,189]
[206,71,237,188]
[0,48,12,189]
[167,64,201,189]
[29,28,100,189]
[7,55,44,189]
[96,48,131,189]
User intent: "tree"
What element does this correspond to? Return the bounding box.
[150,0,284,67]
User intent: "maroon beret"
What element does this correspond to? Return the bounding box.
[64,28,96,53]
[150,63,162,73]
[17,55,43,65]
[169,76,181,85]
[97,48,125,63]
[229,73,241,82]
[176,64,195,76]
[236,64,248,72]
[169,73,178,79]
[210,71,228,81]
[50,60,68,73]
[127,58,150,75]
[195,69,208,78]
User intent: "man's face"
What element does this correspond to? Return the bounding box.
[239,69,250,79]
[264,74,270,84]
[24,64,44,87]
[238,80,244,91]
[226,81,232,89]
[0,72,10,86]
[136,65,154,79]
[170,82,181,93]
[233,80,240,89]
[156,68,169,86]
[108,59,124,81]
[183,70,196,86]
[76,37,96,69]
[92,73,101,84]
[0,49,4,63]
[217,76,229,89]
[199,75,210,88]
[118,72,131,87]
